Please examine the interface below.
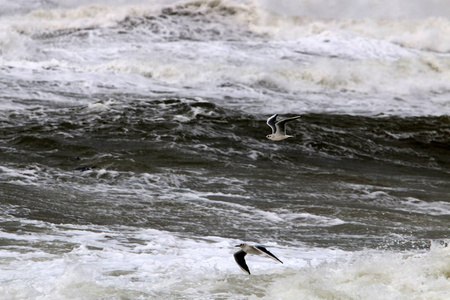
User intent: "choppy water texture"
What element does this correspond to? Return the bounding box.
[0,0,449,299]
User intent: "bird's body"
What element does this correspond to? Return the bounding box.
[234,243,283,275]
[266,114,301,141]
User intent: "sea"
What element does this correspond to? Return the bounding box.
[0,0,449,299]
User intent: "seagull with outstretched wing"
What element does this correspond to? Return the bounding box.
[234,243,283,275]
[266,114,301,141]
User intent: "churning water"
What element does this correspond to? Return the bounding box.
[0,0,449,299]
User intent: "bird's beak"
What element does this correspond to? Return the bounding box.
[235,245,240,247]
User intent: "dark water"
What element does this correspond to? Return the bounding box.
[2,98,449,251]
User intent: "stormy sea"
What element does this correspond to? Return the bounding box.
[0,0,449,299]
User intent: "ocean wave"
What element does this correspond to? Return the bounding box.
[2,0,450,50]
[1,1,450,116]
[261,241,450,300]
[1,100,448,173]
[1,3,449,298]
[1,102,448,250]
[0,215,447,299]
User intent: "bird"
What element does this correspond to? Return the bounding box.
[234,243,283,275]
[266,114,301,141]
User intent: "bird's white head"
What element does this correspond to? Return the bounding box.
[235,243,247,248]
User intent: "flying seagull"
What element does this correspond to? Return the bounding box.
[266,114,301,141]
[234,243,283,275]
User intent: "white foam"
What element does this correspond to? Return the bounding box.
[257,0,450,19]
[344,183,450,217]
[90,34,450,116]
[0,165,41,186]
[280,211,346,227]
[401,197,450,216]
[1,0,450,116]
[83,99,119,112]
[0,214,448,299]
[259,241,450,300]
[243,1,450,52]
[0,27,34,59]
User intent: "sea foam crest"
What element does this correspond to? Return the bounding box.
[1,216,447,300]
[261,241,450,300]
